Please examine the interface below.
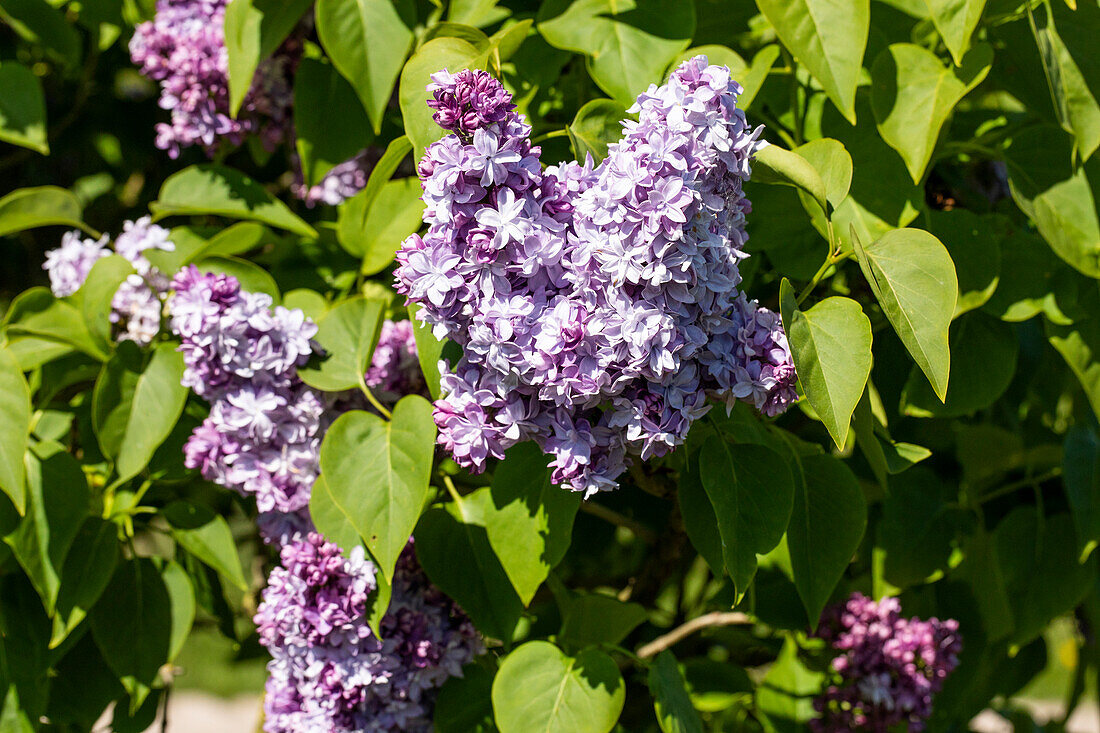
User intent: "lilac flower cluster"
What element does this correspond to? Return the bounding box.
[813,593,962,732]
[366,319,425,403]
[168,265,323,524]
[255,535,483,732]
[42,217,176,345]
[129,0,296,158]
[395,59,797,495]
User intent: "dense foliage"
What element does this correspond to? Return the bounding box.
[0,0,1099,731]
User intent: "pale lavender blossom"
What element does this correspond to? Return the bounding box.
[365,320,425,403]
[395,57,797,496]
[43,230,109,297]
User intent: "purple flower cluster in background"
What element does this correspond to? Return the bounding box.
[129,0,297,158]
[366,319,425,403]
[395,58,797,495]
[813,593,962,732]
[42,217,176,345]
[255,535,483,733]
[129,0,372,206]
[168,266,323,529]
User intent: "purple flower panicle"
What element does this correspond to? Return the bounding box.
[255,535,483,732]
[366,319,426,403]
[395,57,797,496]
[813,593,962,732]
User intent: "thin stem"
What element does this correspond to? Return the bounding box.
[797,250,852,306]
[977,468,1062,505]
[531,129,570,144]
[781,48,804,146]
[442,474,462,504]
[580,501,658,544]
[357,374,393,420]
[751,108,798,149]
[636,611,753,659]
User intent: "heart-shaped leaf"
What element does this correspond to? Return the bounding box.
[316,397,436,581]
[492,640,625,733]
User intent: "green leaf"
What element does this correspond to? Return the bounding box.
[399,38,488,154]
[853,227,957,402]
[415,495,524,641]
[407,303,446,400]
[1030,0,1100,161]
[699,438,794,599]
[78,255,135,355]
[308,474,365,557]
[4,441,89,612]
[160,559,196,663]
[223,0,314,117]
[353,178,425,274]
[953,527,1014,642]
[779,281,872,449]
[0,64,47,155]
[756,637,825,730]
[902,313,1017,418]
[649,651,703,733]
[316,397,436,581]
[677,455,724,577]
[0,347,30,514]
[316,0,414,133]
[435,663,496,733]
[754,0,869,123]
[1049,318,1100,420]
[995,510,1096,646]
[298,296,386,392]
[568,99,628,164]
[50,517,118,648]
[786,454,867,625]
[2,288,103,360]
[484,442,580,605]
[163,501,248,591]
[492,641,625,733]
[91,341,189,483]
[871,43,992,182]
[1005,129,1100,278]
[336,135,414,255]
[753,144,829,215]
[89,558,174,710]
[925,209,1001,317]
[879,467,958,586]
[925,0,988,65]
[151,164,317,238]
[1064,427,1100,561]
[293,57,373,188]
[794,138,852,210]
[0,187,84,238]
[558,591,646,650]
[537,0,696,107]
[449,0,509,26]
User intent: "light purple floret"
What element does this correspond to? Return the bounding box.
[43,231,110,297]
[395,56,798,496]
[813,593,962,732]
[255,535,483,733]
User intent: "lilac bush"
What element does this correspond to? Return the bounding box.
[813,593,962,732]
[395,58,797,495]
